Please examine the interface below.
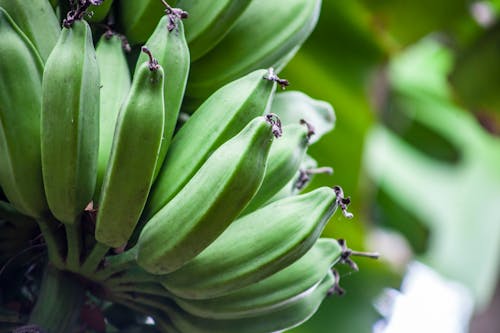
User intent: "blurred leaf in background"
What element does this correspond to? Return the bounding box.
[365,38,500,308]
[450,20,500,134]
[283,0,500,331]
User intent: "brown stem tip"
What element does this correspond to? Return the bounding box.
[63,0,104,28]
[333,185,353,219]
[337,238,380,272]
[161,0,189,31]
[294,166,333,190]
[101,25,131,53]
[264,68,289,89]
[300,119,316,140]
[265,113,283,138]
[141,46,160,71]
[327,269,345,296]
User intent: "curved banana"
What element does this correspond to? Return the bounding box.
[0,8,48,219]
[95,47,164,248]
[241,122,313,215]
[134,11,190,180]
[137,115,281,274]
[160,187,339,299]
[127,270,336,333]
[175,238,342,319]
[0,0,60,62]
[187,0,321,101]
[177,0,252,61]
[118,0,170,44]
[94,32,131,202]
[41,17,100,225]
[143,69,277,220]
[175,272,335,333]
[88,0,114,22]
[271,91,335,144]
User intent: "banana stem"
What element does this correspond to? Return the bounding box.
[65,221,82,271]
[79,242,109,278]
[28,265,85,333]
[36,215,65,269]
[94,247,137,280]
[350,250,380,259]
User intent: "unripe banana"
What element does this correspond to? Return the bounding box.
[175,238,342,319]
[137,115,281,274]
[134,12,190,180]
[143,69,277,220]
[187,0,321,102]
[160,187,339,299]
[189,271,335,333]
[240,122,313,215]
[130,270,336,333]
[95,48,164,248]
[118,0,171,44]
[0,0,60,62]
[177,0,252,61]
[272,154,335,199]
[271,91,335,144]
[88,0,114,22]
[0,8,48,218]
[41,18,100,225]
[94,32,131,202]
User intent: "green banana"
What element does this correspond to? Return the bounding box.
[143,69,277,220]
[240,122,313,215]
[160,187,339,299]
[187,0,321,102]
[266,154,321,204]
[0,0,60,62]
[175,238,342,319]
[88,0,114,22]
[41,18,100,225]
[174,272,335,333]
[137,115,281,274]
[119,0,177,45]
[134,12,190,180]
[94,32,131,202]
[95,47,164,248]
[127,270,336,333]
[177,0,252,61]
[271,91,335,144]
[0,8,48,219]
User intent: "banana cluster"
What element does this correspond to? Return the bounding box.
[0,1,375,332]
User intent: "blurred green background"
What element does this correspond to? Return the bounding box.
[282,1,500,332]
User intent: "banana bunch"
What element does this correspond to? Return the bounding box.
[0,1,378,332]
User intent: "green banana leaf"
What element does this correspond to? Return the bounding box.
[449,21,500,131]
[365,38,500,308]
[358,0,471,49]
